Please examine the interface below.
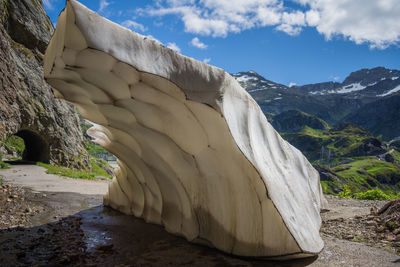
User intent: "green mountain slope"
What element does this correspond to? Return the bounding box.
[273,111,400,198]
[281,122,385,162]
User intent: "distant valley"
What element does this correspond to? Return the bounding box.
[233,68,400,198]
[232,67,400,141]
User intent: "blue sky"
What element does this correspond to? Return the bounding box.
[43,0,400,87]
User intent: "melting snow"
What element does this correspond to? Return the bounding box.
[274,97,282,100]
[377,85,400,97]
[335,83,366,94]
[391,76,399,80]
[236,75,257,83]
[309,91,323,95]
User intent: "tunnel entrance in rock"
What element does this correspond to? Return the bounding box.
[4,130,50,164]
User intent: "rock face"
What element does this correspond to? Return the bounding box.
[0,0,89,168]
[272,110,329,133]
[44,0,327,258]
[343,95,400,141]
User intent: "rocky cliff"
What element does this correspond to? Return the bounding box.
[271,110,329,133]
[0,0,89,169]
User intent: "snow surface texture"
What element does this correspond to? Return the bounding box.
[44,0,327,258]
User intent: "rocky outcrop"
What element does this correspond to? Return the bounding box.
[45,0,327,258]
[0,0,89,168]
[343,95,400,141]
[272,110,329,133]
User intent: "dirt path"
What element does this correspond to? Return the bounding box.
[0,165,399,266]
[0,164,109,195]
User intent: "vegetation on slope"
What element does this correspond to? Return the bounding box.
[281,122,385,162]
[3,135,25,159]
[338,187,400,200]
[274,110,400,199]
[318,157,400,195]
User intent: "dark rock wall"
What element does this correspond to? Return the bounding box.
[0,0,90,169]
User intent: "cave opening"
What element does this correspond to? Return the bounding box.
[3,130,50,164]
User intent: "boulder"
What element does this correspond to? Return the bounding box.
[44,0,327,258]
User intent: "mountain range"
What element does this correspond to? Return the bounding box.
[232,67,400,141]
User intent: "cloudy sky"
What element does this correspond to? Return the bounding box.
[43,0,399,86]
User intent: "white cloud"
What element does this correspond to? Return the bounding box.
[99,0,111,13]
[143,0,400,48]
[43,0,53,10]
[289,82,297,87]
[305,10,319,26]
[144,0,290,37]
[167,42,181,52]
[121,20,147,32]
[299,0,400,49]
[190,37,208,49]
[275,24,302,36]
[203,58,211,64]
[281,11,305,26]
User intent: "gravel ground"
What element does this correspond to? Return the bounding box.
[0,165,399,266]
[321,198,400,255]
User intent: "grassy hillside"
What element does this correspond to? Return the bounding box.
[274,111,400,198]
[318,157,400,195]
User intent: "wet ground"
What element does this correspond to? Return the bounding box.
[1,165,399,266]
[0,187,318,266]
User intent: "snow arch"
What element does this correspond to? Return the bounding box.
[44,0,327,258]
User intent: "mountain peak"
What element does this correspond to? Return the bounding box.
[231,71,288,92]
[343,67,400,86]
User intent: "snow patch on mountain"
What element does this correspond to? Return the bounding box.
[309,91,323,95]
[308,81,381,95]
[334,83,366,94]
[377,85,400,97]
[236,75,257,83]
